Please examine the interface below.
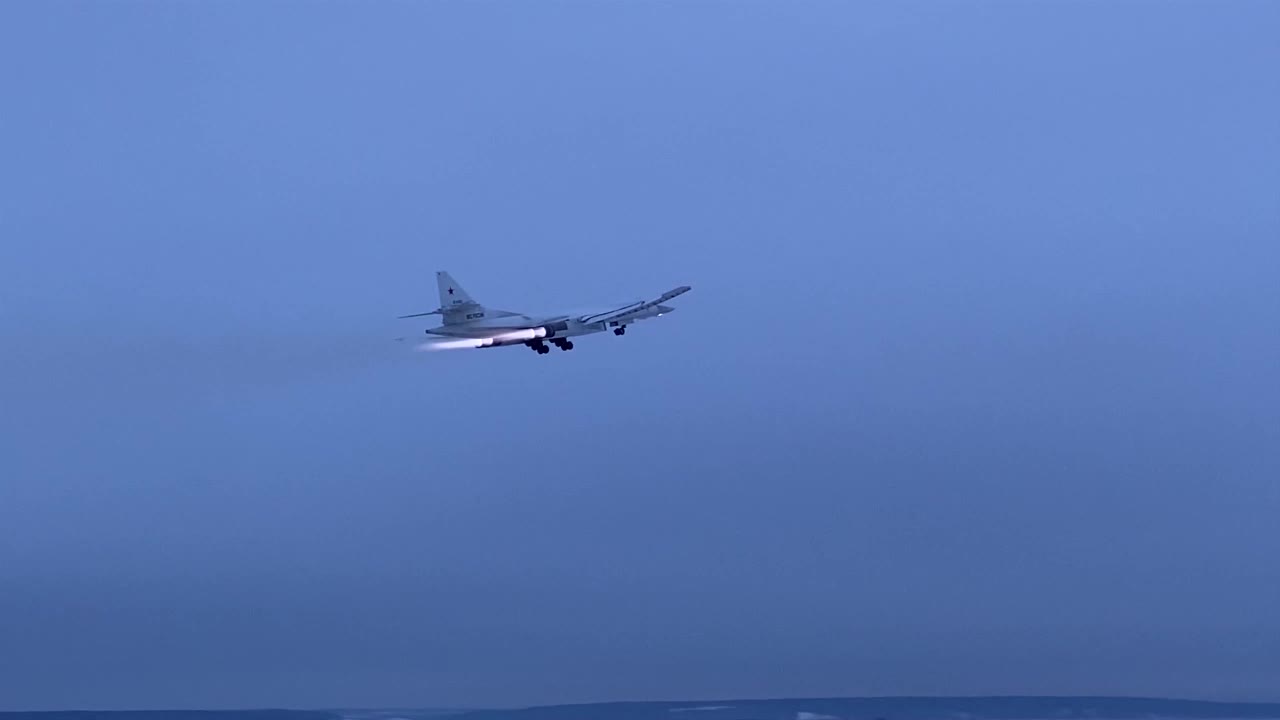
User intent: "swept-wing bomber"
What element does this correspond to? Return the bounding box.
[401,272,692,354]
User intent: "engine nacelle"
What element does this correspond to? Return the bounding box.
[539,321,570,338]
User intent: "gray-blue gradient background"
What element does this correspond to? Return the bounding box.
[2,0,1278,710]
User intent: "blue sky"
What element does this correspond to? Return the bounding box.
[1,0,1278,710]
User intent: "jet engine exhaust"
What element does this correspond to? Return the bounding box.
[415,327,548,352]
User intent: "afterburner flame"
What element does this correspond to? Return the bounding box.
[416,327,548,352]
[416,338,485,352]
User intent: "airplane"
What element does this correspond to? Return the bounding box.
[400,271,692,354]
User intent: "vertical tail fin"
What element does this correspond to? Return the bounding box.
[437,271,477,309]
[436,271,486,325]
[399,272,487,325]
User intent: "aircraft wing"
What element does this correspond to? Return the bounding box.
[577,285,691,325]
